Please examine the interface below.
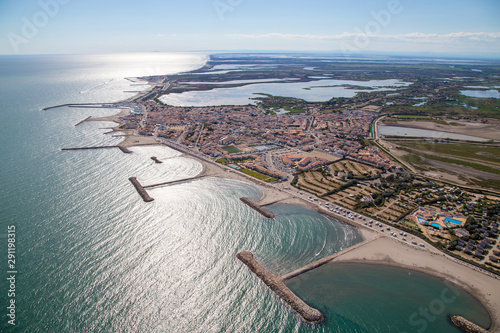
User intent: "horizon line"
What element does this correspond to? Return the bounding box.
[1,50,499,61]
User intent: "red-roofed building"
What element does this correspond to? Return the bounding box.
[299,157,311,167]
[282,156,293,166]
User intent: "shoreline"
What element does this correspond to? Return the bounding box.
[76,89,500,330]
[134,137,500,329]
[329,236,499,331]
[311,260,495,331]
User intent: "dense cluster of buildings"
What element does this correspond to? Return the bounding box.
[121,100,399,172]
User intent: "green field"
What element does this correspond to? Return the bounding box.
[419,154,500,175]
[241,168,278,182]
[403,221,419,229]
[221,145,242,154]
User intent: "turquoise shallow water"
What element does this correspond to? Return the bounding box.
[0,53,491,332]
[287,263,491,332]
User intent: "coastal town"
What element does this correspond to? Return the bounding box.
[114,69,500,276]
[7,0,500,331]
[52,54,500,331]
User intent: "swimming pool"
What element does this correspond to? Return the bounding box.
[445,217,463,226]
[417,217,429,225]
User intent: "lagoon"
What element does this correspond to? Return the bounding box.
[460,89,500,99]
[160,79,412,106]
[378,125,490,142]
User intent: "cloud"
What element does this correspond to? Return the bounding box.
[228,32,500,41]
[226,32,500,53]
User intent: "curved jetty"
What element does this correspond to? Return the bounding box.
[129,177,154,202]
[450,315,488,333]
[237,251,324,323]
[240,197,275,219]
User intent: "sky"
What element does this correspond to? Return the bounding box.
[0,0,499,57]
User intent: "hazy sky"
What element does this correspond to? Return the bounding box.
[0,0,499,56]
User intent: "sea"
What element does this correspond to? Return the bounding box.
[0,53,492,332]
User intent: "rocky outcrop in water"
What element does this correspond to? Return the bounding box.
[450,315,488,333]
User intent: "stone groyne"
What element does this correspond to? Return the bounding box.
[129,177,154,202]
[61,145,131,154]
[75,116,92,126]
[151,156,163,164]
[62,146,117,151]
[240,197,275,219]
[143,175,205,189]
[450,316,488,333]
[281,237,378,281]
[118,146,132,154]
[42,103,113,111]
[237,251,324,323]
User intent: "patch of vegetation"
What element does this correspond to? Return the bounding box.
[241,168,278,182]
[386,87,500,119]
[401,154,424,165]
[321,180,358,197]
[403,221,419,229]
[221,145,242,154]
[284,106,306,113]
[252,94,309,114]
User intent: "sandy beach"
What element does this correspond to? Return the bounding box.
[331,236,500,331]
[181,148,500,330]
